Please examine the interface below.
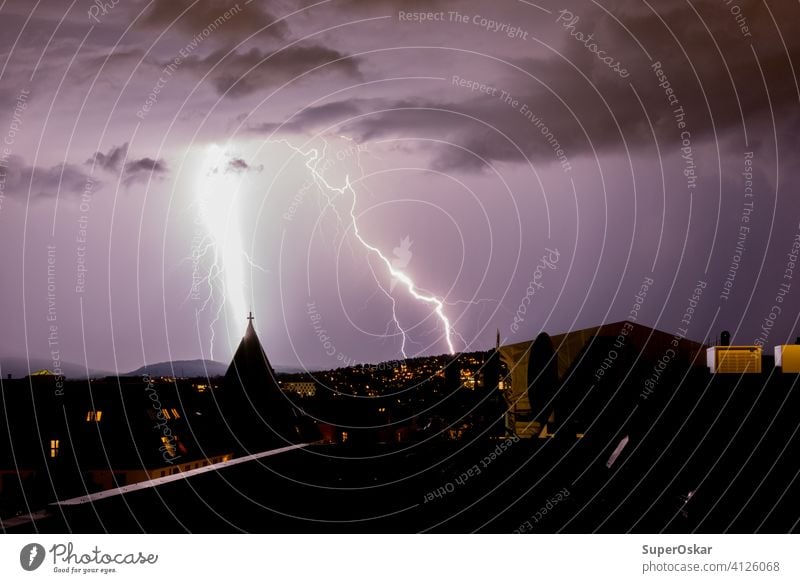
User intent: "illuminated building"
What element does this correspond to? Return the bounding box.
[706,346,762,373]
[774,341,800,373]
[281,381,317,397]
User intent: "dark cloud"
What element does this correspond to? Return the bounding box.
[173,45,361,97]
[123,157,168,185]
[0,155,95,199]
[86,144,168,185]
[260,0,799,172]
[248,100,363,134]
[139,0,289,41]
[88,143,128,173]
[225,158,263,173]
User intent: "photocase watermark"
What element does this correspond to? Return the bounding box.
[283,172,318,222]
[652,61,697,194]
[556,9,629,78]
[189,200,210,302]
[389,235,413,292]
[451,76,572,173]
[45,541,158,574]
[423,435,519,503]
[510,248,560,334]
[366,358,406,372]
[641,280,707,400]
[398,10,529,40]
[87,0,121,23]
[593,275,654,383]
[753,223,800,348]
[719,152,755,302]
[45,245,66,397]
[514,487,571,532]
[307,301,358,368]
[720,0,753,39]
[283,143,370,222]
[136,4,243,120]
[0,87,30,218]
[20,543,46,571]
[74,175,95,295]
[144,375,182,465]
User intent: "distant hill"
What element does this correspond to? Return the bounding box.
[125,359,229,378]
[0,356,312,380]
[0,357,112,380]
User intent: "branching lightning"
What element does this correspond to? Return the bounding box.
[188,144,256,359]
[186,139,487,360]
[274,138,456,356]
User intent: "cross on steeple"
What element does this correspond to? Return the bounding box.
[247,312,254,322]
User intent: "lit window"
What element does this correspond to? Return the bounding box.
[170,408,181,419]
[49,439,59,458]
[161,408,171,420]
[85,410,103,422]
[341,431,349,443]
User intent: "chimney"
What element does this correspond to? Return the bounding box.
[720,330,731,347]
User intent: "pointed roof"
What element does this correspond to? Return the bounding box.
[224,314,280,392]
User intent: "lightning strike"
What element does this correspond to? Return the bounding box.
[190,144,252,358]
[275,139,456,356]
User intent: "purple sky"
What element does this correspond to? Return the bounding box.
[0,0,799,373]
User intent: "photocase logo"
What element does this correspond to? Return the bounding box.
[390,235,414,292]
[19,543,46,571]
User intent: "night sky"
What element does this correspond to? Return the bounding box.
[0,0,798,373]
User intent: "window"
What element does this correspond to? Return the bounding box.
[341,431,349,443]
[170,408,181,419]
[161,408,171,420]
[49,439,59,458]
[85,410,103,422]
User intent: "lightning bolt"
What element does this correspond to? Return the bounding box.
[275,138,456,356]
[187,144,256,359]
[28,546,38,566]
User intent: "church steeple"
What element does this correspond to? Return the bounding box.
[225,312,278,388]
[223,312,306,448]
